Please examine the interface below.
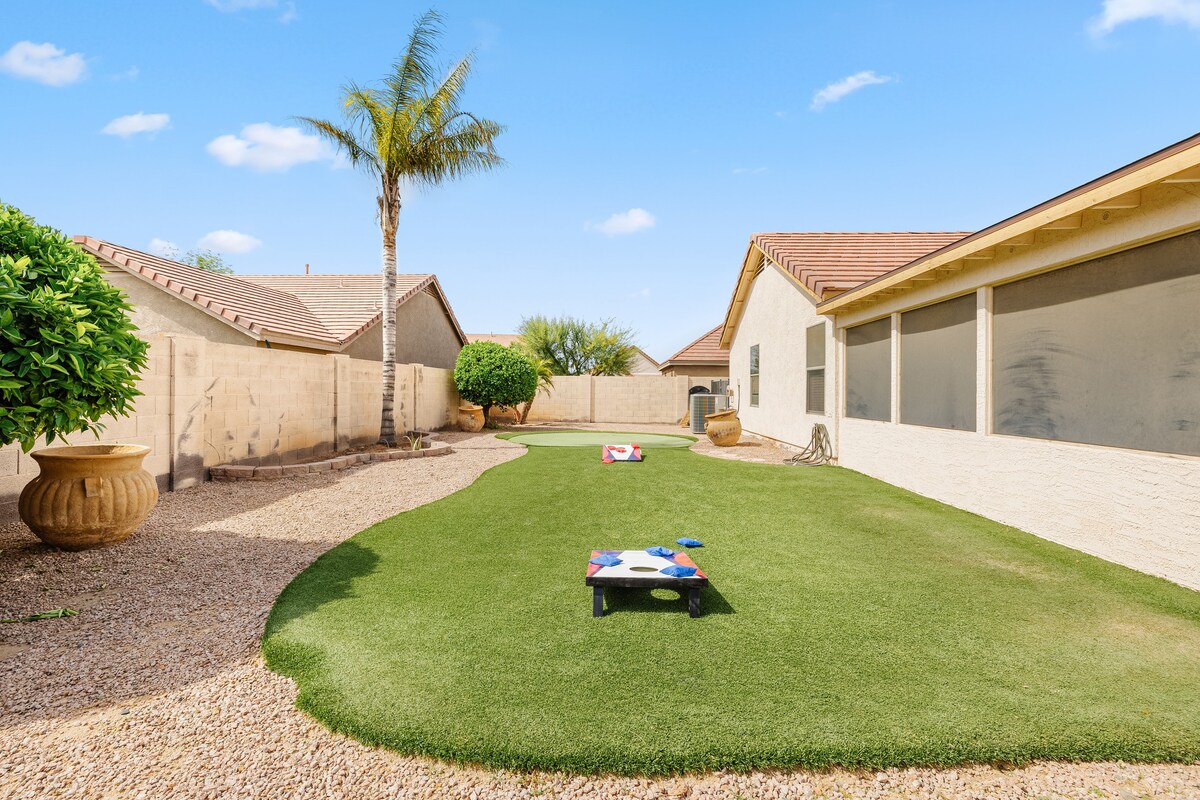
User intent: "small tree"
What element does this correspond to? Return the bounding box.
[453,342,536,423]
[516,315,638,376]
[0,203,148,451]
[158,245,234,274]
[518,355,555,424]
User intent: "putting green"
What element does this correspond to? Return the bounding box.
[504,431,694,448]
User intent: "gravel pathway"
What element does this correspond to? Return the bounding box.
[2,431,1197,799]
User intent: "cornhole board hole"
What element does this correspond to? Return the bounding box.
[601,444,642,463]
[586,549,709,617]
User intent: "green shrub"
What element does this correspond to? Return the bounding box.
[0,203,148,451]
[453,342,537,422]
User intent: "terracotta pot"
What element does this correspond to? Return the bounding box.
[704,408,742,447]
[18,444,158,550]
[458,404,485,433]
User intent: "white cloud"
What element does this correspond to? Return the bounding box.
[206,0,278,10]
[593,208,656,237]
[732,166,767,175]
[207,122,334,171]
[148,238,179,257]
[0,41,87,86]
[1090,0,1200,35]
[102,112,171,137]
[198,230,262,253]
[279,1,298,23]
[809,70,893,111]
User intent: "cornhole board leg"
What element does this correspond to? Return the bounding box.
[593,586,605,617]
[688,588,701,618]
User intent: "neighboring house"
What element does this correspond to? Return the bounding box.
[721,132,1200,589]
[467,333,521,347]
[75,238,467,368]
[658,325,729,389]
[629,348,661,375]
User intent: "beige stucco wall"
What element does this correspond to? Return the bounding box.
[342,289,463,368]
[103,268,253,347]
[728,263,837,449]
[659,364,729,389]
[828,182,1200,590]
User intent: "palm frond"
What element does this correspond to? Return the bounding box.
[383,9,443,154]
[293,116,379,176]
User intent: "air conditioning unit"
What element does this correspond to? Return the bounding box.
[710,379,730,396]
[689,393,730,434]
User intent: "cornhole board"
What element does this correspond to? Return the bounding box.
[601,444,642,463]
[586,549,709,618]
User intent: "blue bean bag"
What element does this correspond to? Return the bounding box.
[675,537,704,548]
[660,564,697,578]
[645,546,675,557]
[589,554,622,567]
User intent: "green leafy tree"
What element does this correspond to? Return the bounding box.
[0,203,148,451]
[516,315,638,376]
[298,9,503,444]
[453,342,536,423]
[157,244,234,274]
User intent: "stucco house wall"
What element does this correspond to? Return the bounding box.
[341,288,463,368]
[102,268,252,348]
[728,263,837,449]
[830,182,1200,590]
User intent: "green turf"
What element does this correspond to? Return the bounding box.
[263,442,1200,775]
[502,430,695,448]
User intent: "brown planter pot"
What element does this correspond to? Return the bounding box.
[18,444,159,550]
[704,408,742,447]
[458,404,485,433]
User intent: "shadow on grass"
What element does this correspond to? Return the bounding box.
[265,540,381,635]
[601,584,735,616]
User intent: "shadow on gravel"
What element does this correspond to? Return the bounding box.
[0,467,379,729]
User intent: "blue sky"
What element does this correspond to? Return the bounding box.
[4,1,1200,358]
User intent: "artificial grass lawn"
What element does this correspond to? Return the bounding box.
[263,442,1200,774]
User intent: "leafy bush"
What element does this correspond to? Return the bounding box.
[0,203,148,451]
[453,342,537,421]
[516,314,637,376]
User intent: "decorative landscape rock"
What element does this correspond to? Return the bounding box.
[209,441,453,482]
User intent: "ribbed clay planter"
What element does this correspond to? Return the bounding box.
[458,404,485,433]
[18,444,159,550]
[704,408,742,447]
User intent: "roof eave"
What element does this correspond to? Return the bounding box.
[818,130,1200,315]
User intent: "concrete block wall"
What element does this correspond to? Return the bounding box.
[524,374,689,424]
[0,334,460,522]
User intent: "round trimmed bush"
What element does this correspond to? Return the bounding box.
[453,342,537,422]
[0,203,148,451]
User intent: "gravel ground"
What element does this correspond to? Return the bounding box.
[2,430,1198,799]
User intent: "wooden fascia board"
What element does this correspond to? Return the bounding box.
[817,144,1200,314]
[719,241,821,348]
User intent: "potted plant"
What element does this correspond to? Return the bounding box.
[1,203,155,550]
[704,407,742,447]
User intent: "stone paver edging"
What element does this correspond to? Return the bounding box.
[209,441,453,481]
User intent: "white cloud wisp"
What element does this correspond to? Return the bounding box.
[1090,0,1200,35]
[207,123,333,171]
[102,112,170,137]
[810,70,893,111]
[593,208,656,237]
[0,41,87,86]
[198,230,262,254]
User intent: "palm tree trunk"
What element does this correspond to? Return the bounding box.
[378,196,400,445]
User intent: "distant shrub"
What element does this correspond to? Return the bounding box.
[0,203,148,451]
[453,342,537,422]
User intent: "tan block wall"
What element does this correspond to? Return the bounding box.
[524,375,689,424]
[0,335,460,522]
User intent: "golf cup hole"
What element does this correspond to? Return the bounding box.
[630,566,657,573]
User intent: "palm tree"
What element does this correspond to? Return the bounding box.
[518,356,556,424]
[298,10,503,444]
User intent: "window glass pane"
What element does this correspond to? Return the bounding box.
[900,294,977,431]
[806,323,826,368]
[750,344,760,406]
[806,369,825,414]
[845,318,891,421]
[993,230,1200,455]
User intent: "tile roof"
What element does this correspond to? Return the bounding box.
[752,231,971,298]
[243,274,466,347]
[75,237,465,349]
[661,325,728,367]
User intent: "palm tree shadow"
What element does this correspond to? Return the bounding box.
[601,584,735,616]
